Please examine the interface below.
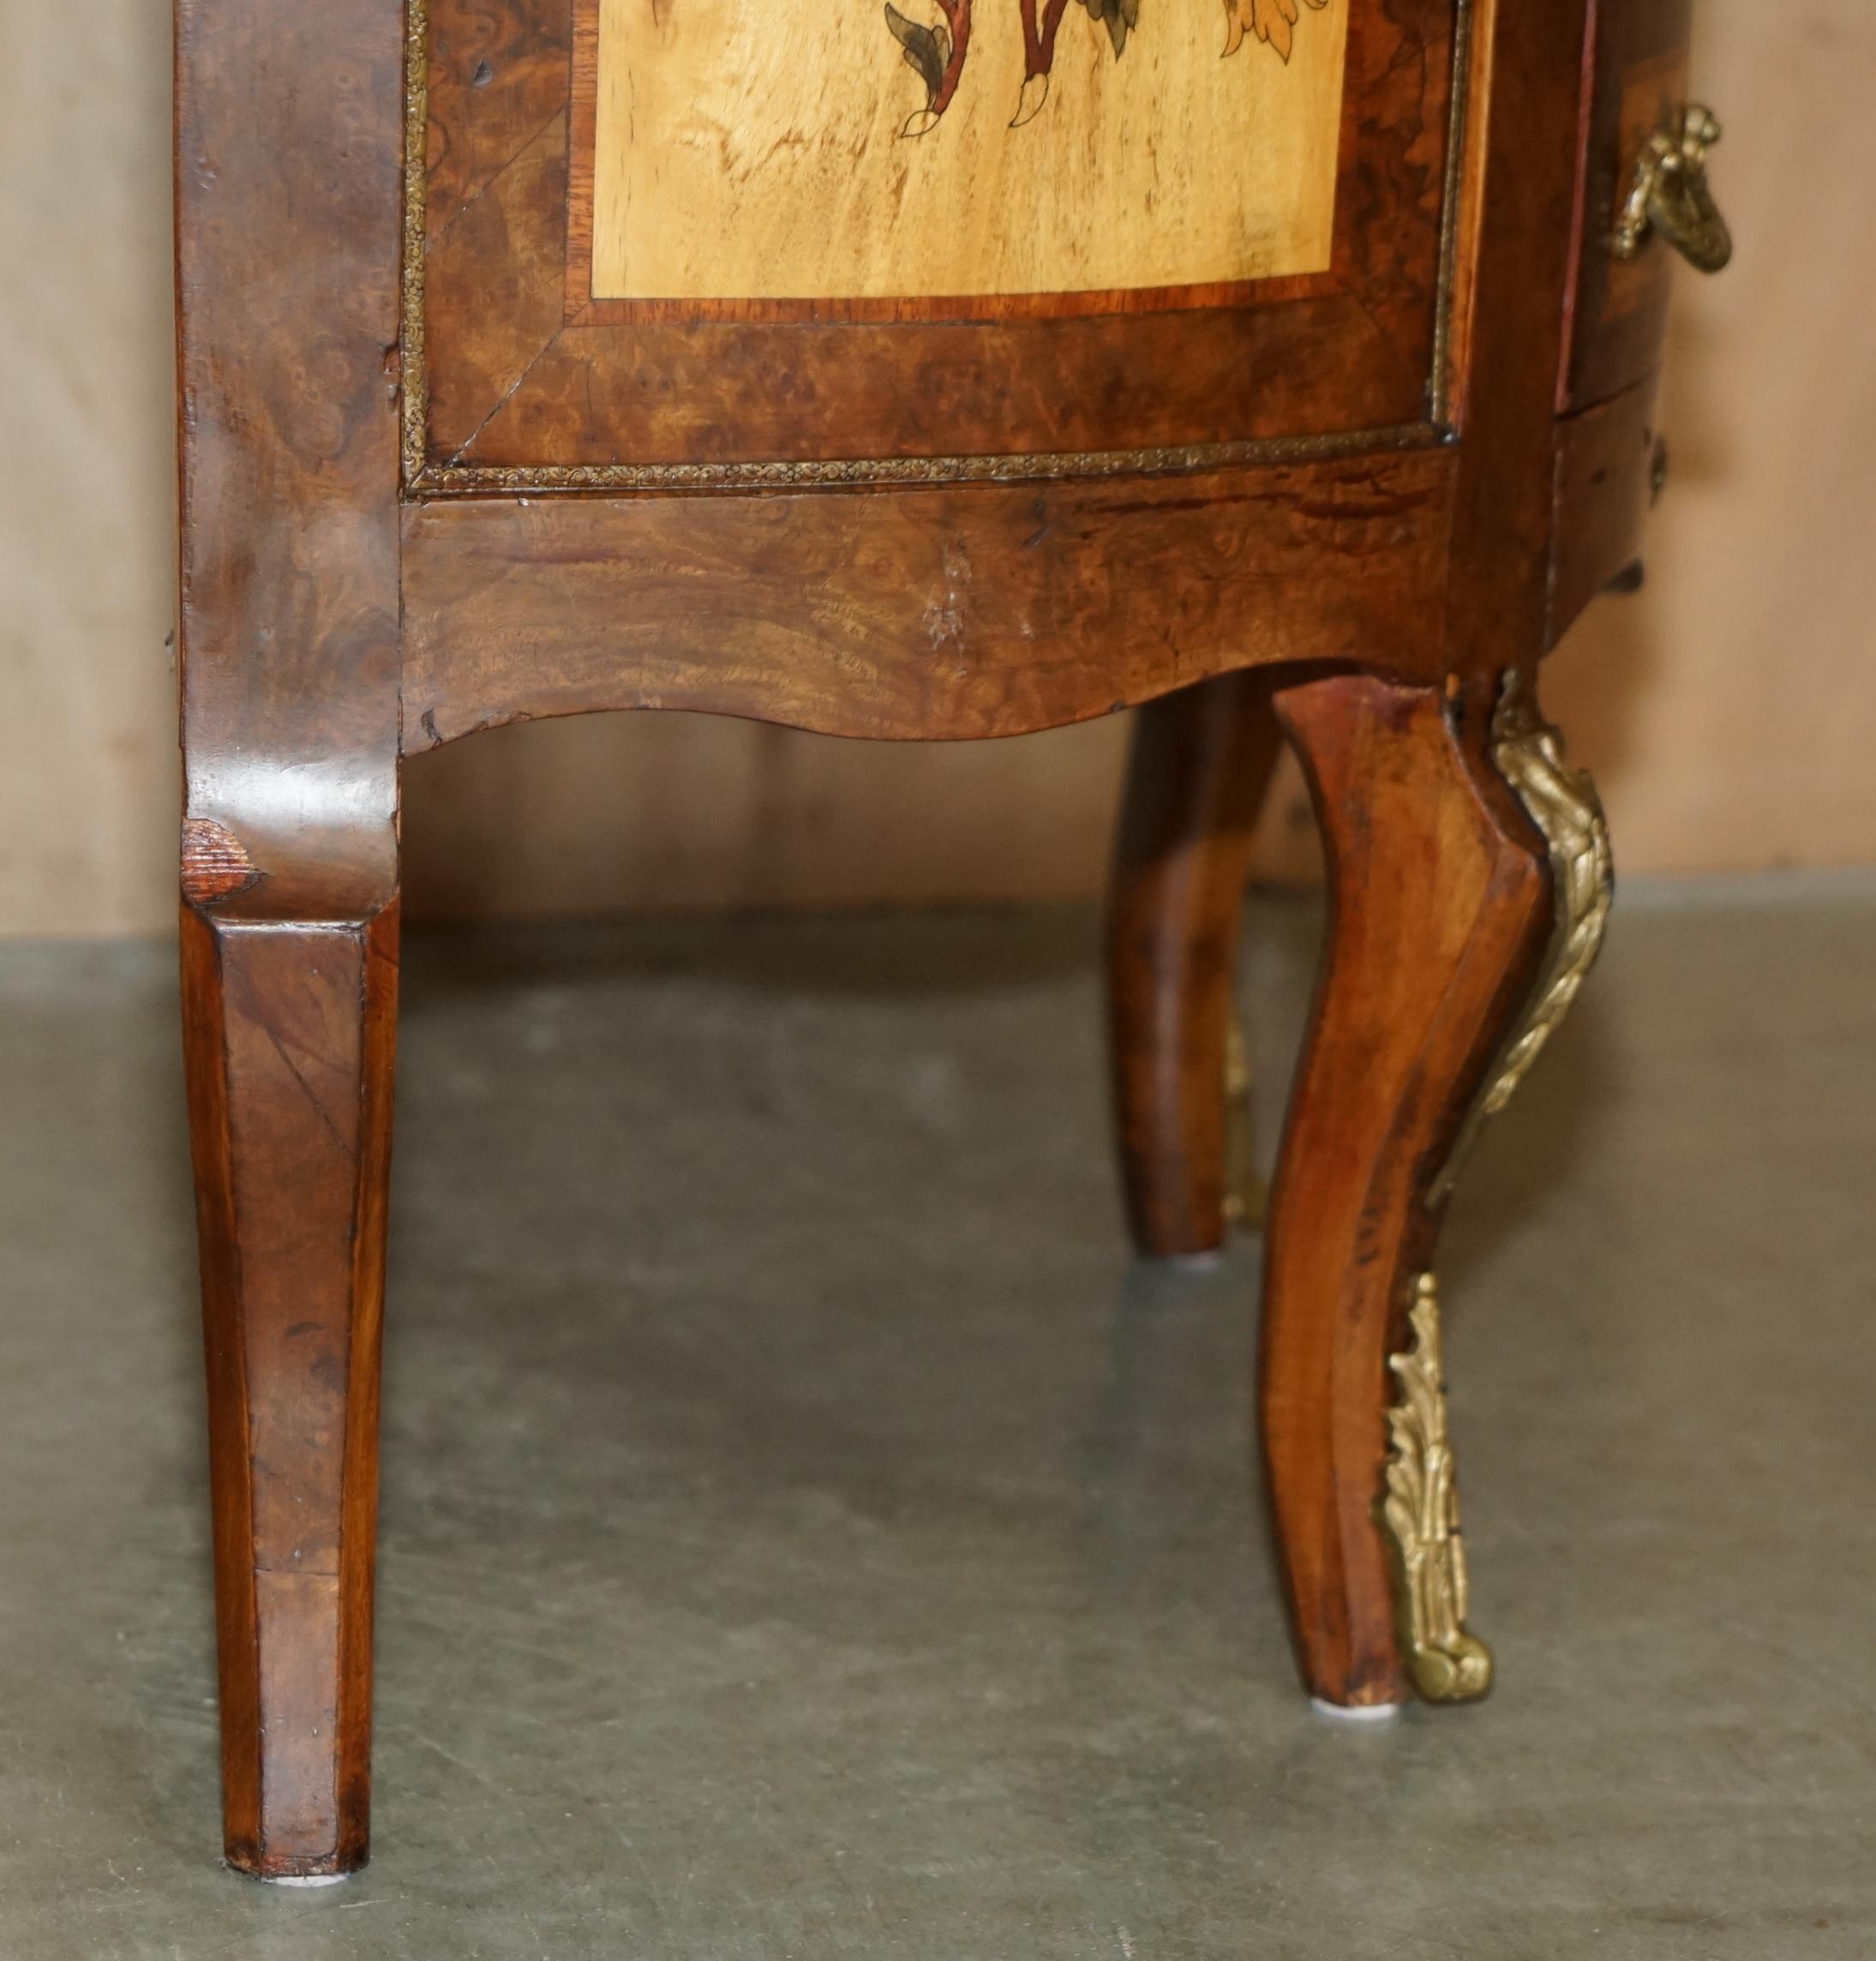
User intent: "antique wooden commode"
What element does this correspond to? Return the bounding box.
[174,0,1726,1878]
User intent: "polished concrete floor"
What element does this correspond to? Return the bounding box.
[1,879,1873,1959]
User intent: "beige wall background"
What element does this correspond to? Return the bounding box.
[3,0,1872,939]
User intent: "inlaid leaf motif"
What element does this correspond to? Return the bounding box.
[885,0,1322,135]
[1221,0,1328,62]
[1079,0,1142,59]
[1012,0,1139,128]
[884,0,974,135]
[884,2,951,104]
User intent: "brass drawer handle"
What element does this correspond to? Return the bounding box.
[1611,103,1733,273]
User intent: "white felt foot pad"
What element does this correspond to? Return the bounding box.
[1310,1697,1402,1723]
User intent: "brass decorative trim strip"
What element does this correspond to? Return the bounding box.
[402,424,1444,496]
[1429,669,1615,1207]
[399,0,1473,495]
[1380,1274,1493,1703]
[401,0,432,493]
[1428,0,1476,427]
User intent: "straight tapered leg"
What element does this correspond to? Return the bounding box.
[1260,670,1604,1709]
[182,900,399,1878]
[173,0,402,1868]
[1106,671,1285,1257]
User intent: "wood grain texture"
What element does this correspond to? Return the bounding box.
[42,0,1863,945]
[425,111,571,460]
[399,447,1457,748]
[1548,369,1661,644]
[423,0,572,222]
[1106,670,1284,1256]
[182,904,398,1876]
[1261,671,1549,1706]
[175,0,403,922]
[175,0,404,1872]
[452,312,1429,471]
[1440,0,1594,672]
[585,0,1350,305]
[421,0,1456,471]
[165,0,1716,1849]
[1562,0,1693,412]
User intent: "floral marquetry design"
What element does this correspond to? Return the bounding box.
[587,0,1352,307]
[885,0,1328,135]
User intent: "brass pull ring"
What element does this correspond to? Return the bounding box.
[1611,102,1733,273]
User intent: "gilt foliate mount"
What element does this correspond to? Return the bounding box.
[1380,1274,1494,1704]
[884,0,1328,135]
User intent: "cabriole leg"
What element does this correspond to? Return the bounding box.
[1106,671,1285,1258]
[1260,669,1609,1709]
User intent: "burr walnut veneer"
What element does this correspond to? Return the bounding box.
[176,0,1718,1878]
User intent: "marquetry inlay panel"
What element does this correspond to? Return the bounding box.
[587,0,1351,310]
[411,0,1463,488]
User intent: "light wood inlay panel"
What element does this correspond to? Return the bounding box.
[590,0,1351,304]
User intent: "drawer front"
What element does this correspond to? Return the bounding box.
[411,0,1462,488]
[1548,372,1662,644]
[1563,0,1693,411]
